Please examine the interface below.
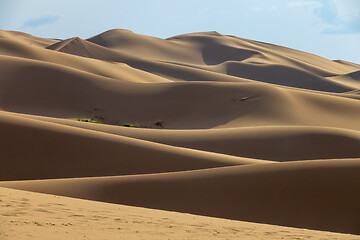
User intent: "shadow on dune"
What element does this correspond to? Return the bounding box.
[2,160,360,234]
[200,37,263,65]
[225,62,352,93]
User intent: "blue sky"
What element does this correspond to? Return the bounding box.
[0,0,359,63]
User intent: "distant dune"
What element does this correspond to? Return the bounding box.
[0,29,359,239]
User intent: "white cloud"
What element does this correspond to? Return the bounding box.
[332,0,360,22]
[287,1,322,9]
[318,0,360,34]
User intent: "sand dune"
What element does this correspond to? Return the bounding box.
[3,112,360,161]
[1,56,360,129]
[2,159,360,234]
[0,30,57,47]
[0,111,266,181]
[334,59,360,68]
[0,29,359,238]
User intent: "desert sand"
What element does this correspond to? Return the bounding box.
[0,29,359,239]
[2,187,360,240]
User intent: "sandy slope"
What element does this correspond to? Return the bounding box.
[1,57,360,129]
[0,111,268,181]
[0,28,360,237]
[2,188,359,240]
[3,111,360,161]
[2,159,360,234]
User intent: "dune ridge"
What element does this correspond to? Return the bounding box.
[0,29,359,238]
[1,159,360,234]
[3,111,360,161]
[0,110,268,181]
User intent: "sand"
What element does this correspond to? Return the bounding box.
[1,187,360,240]
[0,28,359,238]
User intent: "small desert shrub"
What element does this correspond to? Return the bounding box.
[122,122,140,128]
[155,119,164,127]
[77,118,101,124]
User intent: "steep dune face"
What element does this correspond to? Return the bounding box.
[168,32,358,75]
[46,37,96,58]
[0,29,360,236]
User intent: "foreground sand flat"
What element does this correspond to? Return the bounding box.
[1,187,359,240]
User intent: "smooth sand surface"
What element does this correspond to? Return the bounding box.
[1,187,360,240]
[2,159,360,234]
[0,29,360,238]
